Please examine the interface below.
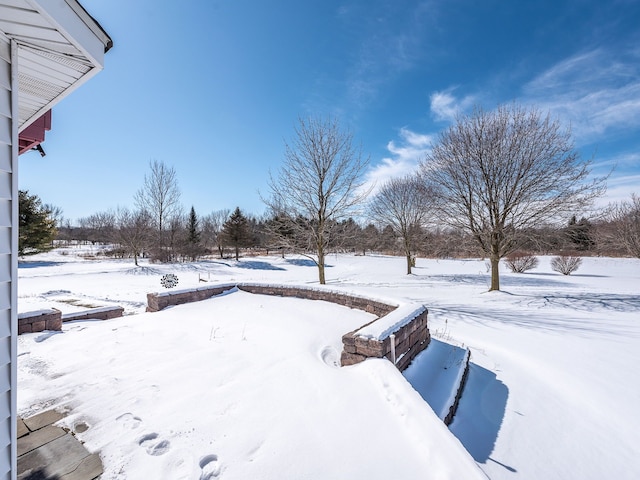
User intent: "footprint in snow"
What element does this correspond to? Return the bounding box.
[138,433,171,456]
[116,413,142,430]
[320,346,339,368]
[199,454,222,479]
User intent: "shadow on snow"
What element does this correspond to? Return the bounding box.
[419,272,576,289]
[449,363,513,471]
[18,261,64,269]
[235,260,286,271]
[403,339,470,421]
[284,258,334,268]
[430,297,640,337]
[285,258,317,267]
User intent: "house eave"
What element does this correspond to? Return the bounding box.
[1,0,112,132]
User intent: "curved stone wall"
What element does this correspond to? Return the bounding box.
[146,283,430,371]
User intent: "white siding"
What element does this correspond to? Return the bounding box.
[0,2,110,477]
[0,32,15,480]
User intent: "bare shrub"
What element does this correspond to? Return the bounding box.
[504,251,539,273]
[551,255,582,275]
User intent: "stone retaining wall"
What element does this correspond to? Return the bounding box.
[146,284,236,312]
[236,284,396,317]
[443,350,471,426]
[146,283,429,371]
[19,306,125,335]
[62,306,125,323]
[18,309,62,334]
[341,306,430,371]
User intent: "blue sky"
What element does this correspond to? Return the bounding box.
[18,0,640,223]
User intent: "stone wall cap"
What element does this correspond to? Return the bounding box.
[152,283,237,298]
[355,304,427,340]
[153,281,399,309]
[18,309,60,319]
[61,306,123,319]
[238,282,400,307]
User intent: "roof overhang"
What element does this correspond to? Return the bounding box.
[0,0,112,132]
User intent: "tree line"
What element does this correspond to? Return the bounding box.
[20,104,640,291]
[51,206,640,261]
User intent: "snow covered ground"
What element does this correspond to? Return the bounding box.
[17,246,640,479]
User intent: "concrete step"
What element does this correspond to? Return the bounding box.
[17,409,103,480]
[402,338,471,425]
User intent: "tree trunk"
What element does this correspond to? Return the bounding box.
[235,244,239,261]
[404,236,413,274]
[489,254,500,291]
[317,248,326,285]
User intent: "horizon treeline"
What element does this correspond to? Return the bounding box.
[53,207,637,262]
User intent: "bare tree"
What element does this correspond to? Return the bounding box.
[78,210,116,244]
[263,212,295,257]
[369,175,434,274]
[359,223,380,255]
[166,211,186,262]
[264,116,369,284]
[135,160,181,262]
[606,194,640,258]
[43,203,64,229]
[335,218,362,253]
[420,104,605,291]
[202,209,230,258]
[115,207,152,266]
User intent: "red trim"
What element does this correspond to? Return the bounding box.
[18,110,52,155]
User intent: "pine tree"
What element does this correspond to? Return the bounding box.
[222,207,250,260]
[186,206,202,261]
[566,215,594,251]
[18,190,57,256]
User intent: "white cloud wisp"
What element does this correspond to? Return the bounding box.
[361,127,433,198]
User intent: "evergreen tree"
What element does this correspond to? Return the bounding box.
[222,207,251,260]
[264,213,295,257]
[566,215,594,251]
[18,190,57,256]
[185,206,202,261]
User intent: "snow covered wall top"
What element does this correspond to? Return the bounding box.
[146,282,430,371]
[356,303,428,340]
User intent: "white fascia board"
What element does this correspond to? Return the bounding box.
[17,58,100,132]
[25,0,108,69]
[17,0,111,132]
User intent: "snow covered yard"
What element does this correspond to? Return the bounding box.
[17,248,640,479]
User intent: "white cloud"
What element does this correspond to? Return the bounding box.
[525,50,604,92]
[522,48,640,143]
[589,151,640,207]
[592,151,640,171]
[340,2,437,109]
[361,127,433,197]
[429,89,476,123]
[594,173,640,208]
